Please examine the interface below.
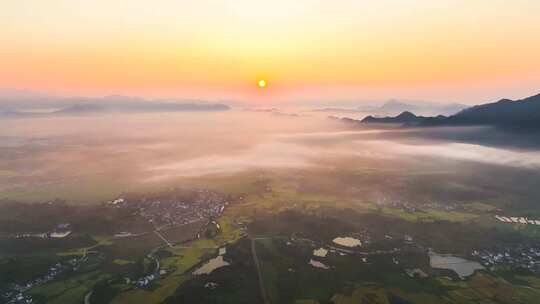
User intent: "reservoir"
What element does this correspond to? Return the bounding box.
[193,256,230,275]
[429,251,484,278]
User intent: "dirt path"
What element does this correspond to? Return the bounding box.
[84,291,92,304]
[154,230,173,247]
[250,237,270,304]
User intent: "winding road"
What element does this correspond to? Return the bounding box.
[83,291,92,304]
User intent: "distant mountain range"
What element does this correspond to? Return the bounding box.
[375,99,467,116]
[360,93,540,129]
[311,107,368,113]
[314,99,466,116]
[361,111,434,124]
[0,95,230,117]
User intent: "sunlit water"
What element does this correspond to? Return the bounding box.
[333,237,362,247]
[429,252,484,278]
[309,259,329,270]
[192,255,230,275]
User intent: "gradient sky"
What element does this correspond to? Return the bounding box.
[1,0,540,104]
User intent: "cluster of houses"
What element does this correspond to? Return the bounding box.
[108,198,125,205]
[495,215,540,225]
[1,257,85,304]
[13,223,72,240]
[134,255,160,288]
[109,189,227,231]
[382,197,461,214]
[2,292,33,304]
[379,198,420,213]
[135,273,158,288]
[472,245,540,273]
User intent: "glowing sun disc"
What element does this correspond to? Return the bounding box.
[258,79,267,88]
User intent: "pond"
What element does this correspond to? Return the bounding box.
[332,237,361,247]
[192,256,230,275]
[309,259,329,269]
[313,248,328,257]
[429,251,484,278]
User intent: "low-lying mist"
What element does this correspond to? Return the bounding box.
[1,110,539,203]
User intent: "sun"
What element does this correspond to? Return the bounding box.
[258,79,267,88]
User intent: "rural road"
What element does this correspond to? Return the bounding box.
[83,291,92,304]
[250,237,270,304]
[154,230,173,247]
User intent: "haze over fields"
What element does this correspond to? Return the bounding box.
[3,105,540,304]
[3,1,540,304]
[2,109,540,203]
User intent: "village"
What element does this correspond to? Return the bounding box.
[2,256,87,304]
[495,215,540,226]
[472,244,540,274]
[1,188,230,303]
[107,188,227,231]
[12,223,72,240]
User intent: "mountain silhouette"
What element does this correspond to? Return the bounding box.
[362,93,540,129]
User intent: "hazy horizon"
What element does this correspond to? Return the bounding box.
[1,87,539,109]
[2,2,540,304]
[2,109,538,204]
[2,1,540,104]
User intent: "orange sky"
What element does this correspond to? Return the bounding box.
[1,0,540,104]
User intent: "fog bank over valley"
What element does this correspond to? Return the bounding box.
[1,110,538,203]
